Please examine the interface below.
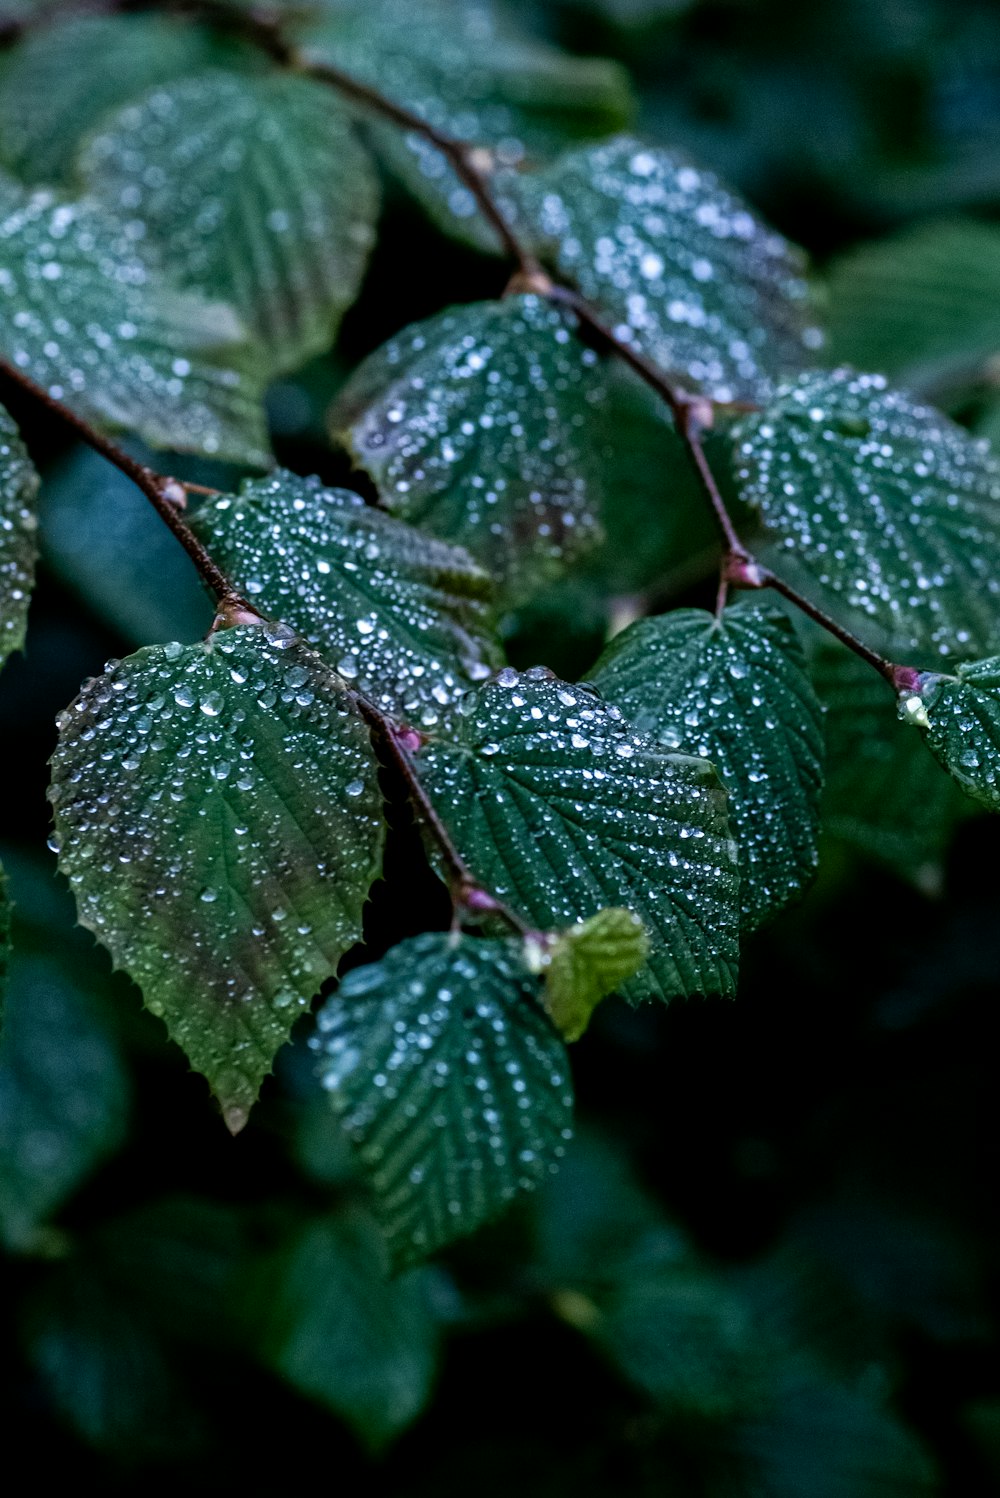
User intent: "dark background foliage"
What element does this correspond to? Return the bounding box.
[2,0,1000,1492]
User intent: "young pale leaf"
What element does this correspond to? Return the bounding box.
[0,172,269,465]
[499,136,820,402]
[902,658,1000,813]
[48,624,384,1132]
[302,0,632,248]
[333,295,607,602]
[80,71,379,377]
[814,641,967,885]
[312,932,574,1266]
[0,401,38,665]
[190,470,502,728]
[541,908,649,1042]
[588,601,825,931]
[415,669,739,1002]
[0,13,226,185]
[0,953,128,1251]
[734,369,1000,661]
[255,1214,439,1447]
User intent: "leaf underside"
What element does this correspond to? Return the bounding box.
[0,400,39,666]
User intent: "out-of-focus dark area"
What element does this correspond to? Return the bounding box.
[2,1,1000,1492]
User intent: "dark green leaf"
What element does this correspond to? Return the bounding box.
[254,1212,439,1446]
[48,623,384,1131]
[80,70,380,377]
[0,951,128,1250]
[0,170,270,464]
[190,469,503,727]
[541,907,649,1041]
[312,932,574,1264]
[500,135,821,402]
[588,601,825,930]
[415,668,739,1001]
[333,295,608,603]
[0,399,38,665]
[813,640,966,884]
[903,657,1000,813]
[0,13,228,185]
[734,368,1000,660]
[303,0,632,247]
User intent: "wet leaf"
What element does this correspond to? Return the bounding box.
[903,657,1000,813]
[334,295,608,603]
[191,470,503,727]
[541,908,649,1042]
[48,624,384,1130]
[734,368,1000,661]
[81,70,380,377]
[500,135,820,402]
[312,932,573,1265]
[0,399,37,665]
[0,170,270,465]
[589,601,825,930]
[415,668,739,1001]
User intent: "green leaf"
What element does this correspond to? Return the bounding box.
[903,657,1000,813]
[813,641,966,884]
[0,951,128,1251]
[541,908,649,1041]
[0,400,38,665]
[39,443,213,647]
[312,932,574,1265]
[826,219,1000,394]
[333,295,608,603]
[415,668,739,1001]
[80,70,380,377]
[0,170,270,465]
[253,1213,439,1447]
[302,0,633,247]
[588,601,825,931]
[733,368,1000,661]
[0,13,229,186]
[190,469,503,728]
[499,135,821,402]
[48,623,384,1131]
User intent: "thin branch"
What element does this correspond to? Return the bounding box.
[759,570,900,684]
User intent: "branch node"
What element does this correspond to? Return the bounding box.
[210,595,265,632]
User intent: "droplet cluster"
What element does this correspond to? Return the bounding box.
[0,170,268,464]
[0,402,39,665]
[416,666,740,1002]
[193,470,502,729]
[918,656,1000,812]
[80,70,379,376]
[335,295,608,601]
[501,137,821,403]
[48,624,384,1128]
[589,601,825,932]
[735,368,1000,660]
[312,932,573,1265]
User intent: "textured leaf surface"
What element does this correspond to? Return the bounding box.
[49,624,384,1130]
[0,14,227,185]
[814,641,966,883]
[334,295,607,602]
[0,952,128,1250]
[303,0,632,246]
[0,399,37,664]
[81,70,379,377]
[256,1213,439,1444]
[0,171,269,464]
[500,136,820,402]
[312,932,574,1265]
[589,601,825,930]
[416,668,739,1001]
[906,657,1000,813]
[542,908,649,1042]
[191,470,502,728]
[734,368,1000,660]
[826,220,1000,390]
